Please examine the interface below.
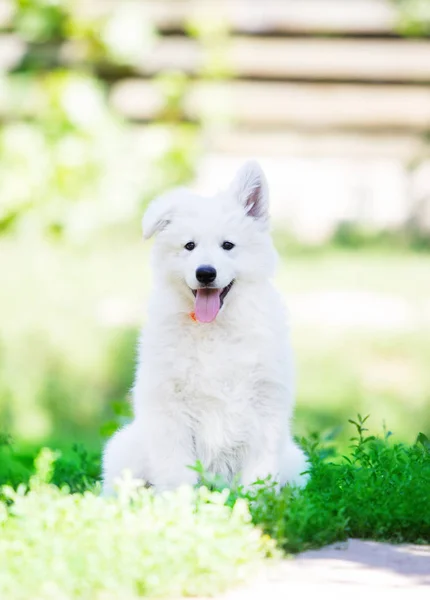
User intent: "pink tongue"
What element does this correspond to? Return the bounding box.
[194,289,221,323]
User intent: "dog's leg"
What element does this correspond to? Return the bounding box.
[102,420,150,496]
[240,420,281,488]
[241,435,309,490]
[240,450,279,489]
[102,411,197,495]
[278,437,310,488]
[141,406,198,492]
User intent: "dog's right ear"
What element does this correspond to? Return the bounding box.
[142,188,187,239]
[229,160,269,223]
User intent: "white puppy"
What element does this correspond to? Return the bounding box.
[102,161,308,493]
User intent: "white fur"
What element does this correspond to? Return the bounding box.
[102,161,309,494]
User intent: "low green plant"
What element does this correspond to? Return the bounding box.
[199,416,430,552]
[1,415,429,588]
[0,437,100,496]
[0,450,273,600]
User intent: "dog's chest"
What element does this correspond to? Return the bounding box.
[142,315,288,467]
[182,340,258,469]
[173,327,263,403]
[168,326,278,458]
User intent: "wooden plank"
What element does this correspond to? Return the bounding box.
[131,124,426,160]
[129,124,424,160]
[228,37,430,82]
[74,0,397,36]
[0,0,400,36]
[201,129,427,160]
[110,80,430,131]
[133,36,430,83]
[3,33,430,83]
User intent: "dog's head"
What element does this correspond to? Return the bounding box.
[142,161,276,323]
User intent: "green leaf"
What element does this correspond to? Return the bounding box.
[111,400,133,418]
[99,421,119,438]
[417,432,430,451]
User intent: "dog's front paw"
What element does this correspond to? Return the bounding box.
[279,442,310,489]
[151,467,198,493]
[240,457,280,491]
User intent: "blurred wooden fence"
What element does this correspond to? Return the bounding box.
[1,0,430,240]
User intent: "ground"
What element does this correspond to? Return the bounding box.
[216,540,430,597]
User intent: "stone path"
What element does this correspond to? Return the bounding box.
[217,540,430,598]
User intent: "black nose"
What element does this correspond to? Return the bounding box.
[196,265,217,285]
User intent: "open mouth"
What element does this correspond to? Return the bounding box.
[191,281,234,323]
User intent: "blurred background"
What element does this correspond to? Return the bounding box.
[1,0,430,459]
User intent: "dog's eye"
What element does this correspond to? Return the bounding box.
[222,241,235,251]
[184,241,196,251]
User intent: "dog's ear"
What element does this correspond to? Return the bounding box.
[229,161,269,222]
[142,188,188,239]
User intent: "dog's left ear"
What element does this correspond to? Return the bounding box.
[142,188,188,239]
[229,161,269,223]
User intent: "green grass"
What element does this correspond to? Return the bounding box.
[192,415,430,553]
[246,420,430,552]
[1,417,429,598]
[0,417,430,600]
[276,248,430,446]
[2,418,430,532]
